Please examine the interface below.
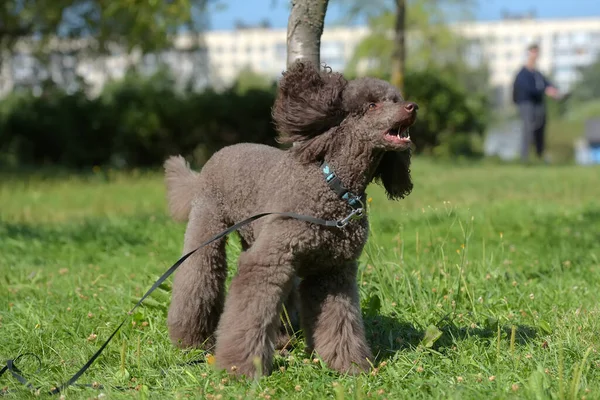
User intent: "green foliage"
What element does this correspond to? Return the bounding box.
[0,0,210,52]
[343,1,479,76]
[561,55,600,122]
[1,160,599,398]
[229,67,277,95]
[0,63,491,166]
[567,55,600,105]
[403,68,488,156]
[343,12,395,79]
[336,0,475,23]
[0,88,108,167]
[0,69,278,168]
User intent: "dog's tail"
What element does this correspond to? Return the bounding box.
[164,155,199,222]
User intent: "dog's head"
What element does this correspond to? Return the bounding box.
[272,61,417,200]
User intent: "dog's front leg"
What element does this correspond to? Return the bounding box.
[213,224,297,379]
[299,262,373,375]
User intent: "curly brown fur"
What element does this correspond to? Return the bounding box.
[273,63,347,143]
[165,60,418,379]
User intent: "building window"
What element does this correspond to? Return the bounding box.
[572,32,588,45]
[321,41,345,59]
[556,32,571,46]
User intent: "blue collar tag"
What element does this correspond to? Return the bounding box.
[320,161,365,211]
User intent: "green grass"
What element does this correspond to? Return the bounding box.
[1,159,600,399]
[545,118,586,164]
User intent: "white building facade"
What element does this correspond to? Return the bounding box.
[0,16,598,106]
[201,16,600,105]
[201,25,370,85]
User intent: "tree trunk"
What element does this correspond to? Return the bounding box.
[391,0,406,92]
[286,0,330,68]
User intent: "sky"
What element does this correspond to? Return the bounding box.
[207,0,600,31]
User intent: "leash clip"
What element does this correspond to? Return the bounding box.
[336,207,364,228]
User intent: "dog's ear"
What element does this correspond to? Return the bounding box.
[273,60,348,146]
[374,151,413,200]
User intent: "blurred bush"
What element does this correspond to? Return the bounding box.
[563,55,600,122]
[404,68,488,157]
[0,68,278,168]
[566,55,600,106]
[565,100,600,123]
[0,64,490,168]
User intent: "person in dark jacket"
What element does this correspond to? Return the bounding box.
[512,43,561,163]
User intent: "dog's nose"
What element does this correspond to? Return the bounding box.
[404,102,418,113]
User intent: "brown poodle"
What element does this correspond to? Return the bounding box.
[164,60,418,378]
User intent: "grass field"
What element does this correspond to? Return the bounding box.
[1,159,599,399]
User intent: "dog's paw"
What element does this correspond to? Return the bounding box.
[341,360,372,376]
[218,358,271,380]
[323,354,373,376]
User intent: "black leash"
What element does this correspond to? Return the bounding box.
[1,210,361,395]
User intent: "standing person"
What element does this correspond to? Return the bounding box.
[512,43,561,163]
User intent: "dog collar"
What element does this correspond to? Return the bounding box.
[320,161,365,211]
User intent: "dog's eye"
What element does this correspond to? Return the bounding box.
[368,103,377,110]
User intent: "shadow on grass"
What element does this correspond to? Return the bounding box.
[365,314,538,361]
[272,313,538,370]
[0,216,163,248]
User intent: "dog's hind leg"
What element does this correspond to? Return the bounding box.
[299,262,373,375]
[167,197,227,349]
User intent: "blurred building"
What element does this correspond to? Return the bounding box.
[455,15,600,105]
[0,15,598,107]
[201,25,369,86]
[202,15,600,106]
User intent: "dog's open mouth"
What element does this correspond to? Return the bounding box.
[383,124,411,144]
